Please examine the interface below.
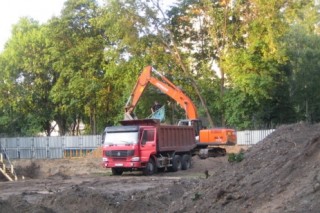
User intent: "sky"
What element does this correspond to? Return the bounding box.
[0,0,175,52]
[0,0,66,52]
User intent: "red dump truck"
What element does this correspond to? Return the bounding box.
[102,119,196,175]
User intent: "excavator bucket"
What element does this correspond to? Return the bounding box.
[149,106,165,122]
[124,112,134,120]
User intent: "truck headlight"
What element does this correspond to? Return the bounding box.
[131,157,140,162]
[102,157,108,162]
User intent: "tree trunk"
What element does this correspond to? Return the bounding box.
[90,107,96,135]
[154,1,215,127]
[170,42,215,127]
[43,120,52,136]
[219,64,226,127]
[180,61,215,127]
[55,116,67,136]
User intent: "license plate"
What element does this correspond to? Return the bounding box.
[115,163,123,167]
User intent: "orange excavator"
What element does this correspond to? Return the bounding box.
[124,66,236,150]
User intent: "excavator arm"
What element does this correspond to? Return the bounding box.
[124,66,237,149]
[125,66,198,120]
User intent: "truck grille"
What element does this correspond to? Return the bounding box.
[105,150,134,157]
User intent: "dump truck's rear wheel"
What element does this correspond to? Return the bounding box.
[168,155,182,172]
[111,168,123,175]
[181,154,191,170]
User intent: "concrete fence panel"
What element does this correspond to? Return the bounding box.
[236,129,275,145]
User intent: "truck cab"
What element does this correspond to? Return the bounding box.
[102,125,157,175]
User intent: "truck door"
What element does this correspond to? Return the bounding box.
[139,128,156,163]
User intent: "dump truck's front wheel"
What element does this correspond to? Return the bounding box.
[143,158,156,175]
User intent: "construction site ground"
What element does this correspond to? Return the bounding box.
[0,122,319,213]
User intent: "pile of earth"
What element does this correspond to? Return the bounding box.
[168,122,320,213]
[0,122,319,213]
[13,157,105,180]
[11,147,105,179]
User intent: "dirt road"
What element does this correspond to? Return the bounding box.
[0,151,232,213]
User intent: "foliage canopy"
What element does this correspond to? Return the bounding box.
[0,0,319,136]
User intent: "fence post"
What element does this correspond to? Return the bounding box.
[80,136,83,157]
[62,136,65,158]
[46,137,49,159]
[32,137,35,159]
[17,137,20,159]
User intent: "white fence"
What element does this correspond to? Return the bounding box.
[0,129,275,159]
[0,135,102,159]
[236,129,275,145]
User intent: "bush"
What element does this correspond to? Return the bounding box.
[228,153,244,162]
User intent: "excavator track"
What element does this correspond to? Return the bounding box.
[198,147,227,159]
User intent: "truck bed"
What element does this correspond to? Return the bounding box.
[157,125,196,152]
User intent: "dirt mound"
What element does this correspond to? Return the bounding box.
[168,122,320,213]
[12,157,106,180]
[14,162,41,179]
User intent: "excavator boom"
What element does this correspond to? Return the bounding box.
[125,66,197,119]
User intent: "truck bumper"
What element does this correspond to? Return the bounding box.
[103,161,143,169]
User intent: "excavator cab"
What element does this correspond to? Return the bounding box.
[178,119,202,137]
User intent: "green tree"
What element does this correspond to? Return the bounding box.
[96,0,181,123]
[97,0,216,126]
[167,0,223,126]
[283,0,320,123]
[285,27,320,123]
[217,0,290,129]
[48,0,105,134]
[0,18,57,136]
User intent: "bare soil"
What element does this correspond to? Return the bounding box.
[0,122,319,213]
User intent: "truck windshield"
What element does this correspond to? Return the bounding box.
[104,132,139,146]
